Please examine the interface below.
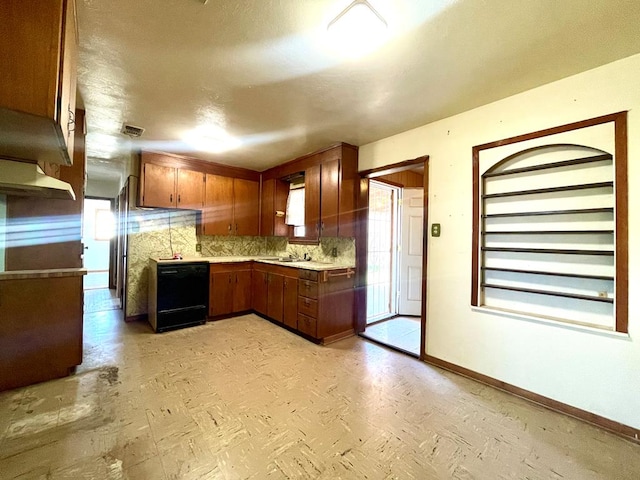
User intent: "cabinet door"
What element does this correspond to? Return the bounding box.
[260,178,275,236]
[204,174,234,235]
[283,277,298,329]
[320,159,340,237]
[59,0,77,162]
[233,269,253,312]
[210,271,234,317]
[177,169,204,210]
[142,163,176,208]
[267,273,284,322]
[234,178,259,236]
[304,164,321,241]
[252,269,268,315]
[261,178,289,237]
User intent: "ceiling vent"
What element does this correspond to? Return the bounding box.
[121,123,145,137]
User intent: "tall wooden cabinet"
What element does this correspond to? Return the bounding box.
[0,0,78,165]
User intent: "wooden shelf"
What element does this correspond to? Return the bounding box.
[482,153,612,178]
[482,181,613,199]
[482,267,613,281]
[483,230,614,235]
[483,207,613,218]
[482,283,614,303]
[482,247,613,256]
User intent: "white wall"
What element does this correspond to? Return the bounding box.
[86,177,120,199]
[359,53,640,429]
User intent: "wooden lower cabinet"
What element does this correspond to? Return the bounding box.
[283,276,298,329]
[210,261,354,344]
[252,263,354,344]
[0,275,83,392]
[209,263,252,317]
[297,268,355,343]
[252,268,268,316]
[253,264,297,325]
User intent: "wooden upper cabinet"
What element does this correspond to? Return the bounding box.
[234,178,259,236]
[204,174,234,235]
[0,0,78,165]
[304,164,322,242]
[203,175,259,236]
[264,143,359,242]
[320,159,340,237]
[177,168,205,210]
[139,154,204,210]
[261,178,290,237]
[142,163,176,208]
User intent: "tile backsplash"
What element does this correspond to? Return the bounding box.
[126,210,355,317]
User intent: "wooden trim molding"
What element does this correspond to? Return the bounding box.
[424,354,640,444]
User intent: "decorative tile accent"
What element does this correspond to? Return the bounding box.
[126,210,198,317]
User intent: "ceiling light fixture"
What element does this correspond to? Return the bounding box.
[327,0,388,58]
[184,125,240,154]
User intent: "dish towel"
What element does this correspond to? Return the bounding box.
[285,188,305,226]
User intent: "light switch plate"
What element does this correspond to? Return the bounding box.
[431,223,441,237]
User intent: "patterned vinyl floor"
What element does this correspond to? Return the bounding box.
[0,311,638,479]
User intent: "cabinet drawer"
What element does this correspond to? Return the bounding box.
[299,269,318,282]
[298,296,318,318]
[298,279,318,299]
[297,313,317,338]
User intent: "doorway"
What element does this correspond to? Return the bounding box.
[356,157,428,359]
[83,198,119,313]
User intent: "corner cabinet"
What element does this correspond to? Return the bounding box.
[251,263,297,325]
[0,0,78,165]
[203,175,259,236]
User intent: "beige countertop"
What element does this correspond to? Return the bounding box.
[150,256,355,272]
[0,268,88,281]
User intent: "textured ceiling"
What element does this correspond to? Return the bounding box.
[76,0,640,183]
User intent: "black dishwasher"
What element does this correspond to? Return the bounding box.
[155,262,209,332]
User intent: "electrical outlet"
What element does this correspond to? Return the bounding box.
[195,243,202,252]
[331,247,338,257]
[431,223,441,237]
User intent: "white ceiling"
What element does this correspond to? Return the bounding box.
[76,0,640,183]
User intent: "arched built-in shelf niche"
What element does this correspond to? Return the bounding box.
[472,113,627,332]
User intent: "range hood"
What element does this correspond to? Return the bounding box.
[0,159,75,200]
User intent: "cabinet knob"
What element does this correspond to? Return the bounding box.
[178,194,181,203]
[170,194,173,203]
[228,224,232,233]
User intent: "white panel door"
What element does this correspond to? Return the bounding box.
[399,188,424,315]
